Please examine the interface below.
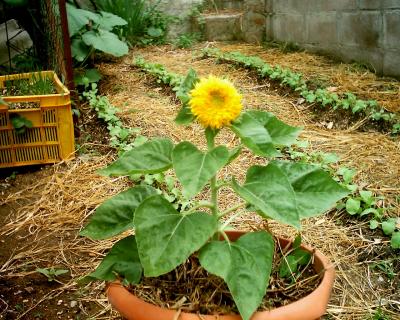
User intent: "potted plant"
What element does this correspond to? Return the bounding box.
[80,72,348,320]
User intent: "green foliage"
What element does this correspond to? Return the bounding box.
[174,32,202,48]
[10,114,33,134]
[3,73,55,96]
[94,0,173,45]
[74,68,102,86]
[82,83,140,152]
[81,59,350,320]
[36,267,69,282]
[66,3,128,64]
[80,236,142,285]
[202,48,400,134]
[199,231,274,320]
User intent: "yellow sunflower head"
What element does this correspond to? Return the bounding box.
[189,75,243,129]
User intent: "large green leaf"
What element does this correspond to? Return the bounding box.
[99,138,174,176]
[82,30,128,57]
[172,142,230,198]
[272,161,349,219]
[66,3,99,36]
[71,38,91,62]
[231,110,301,157]
[98,11,127,31]
[233,161,349,228]
[80,236,142,284]
[232,163,300,228]
[199,231,274,320]
[134,195,217,277]
[80,186,158,240]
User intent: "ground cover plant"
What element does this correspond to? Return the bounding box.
[0,43,399,320]
[201,48,400,134]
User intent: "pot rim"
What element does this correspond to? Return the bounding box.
[107,231,336,320]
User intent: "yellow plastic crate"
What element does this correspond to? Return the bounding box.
[0,71,74,168]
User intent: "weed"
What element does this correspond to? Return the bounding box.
[36,267,69,282]
[174,33,202,49]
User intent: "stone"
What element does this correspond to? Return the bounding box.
[242,11,266,42]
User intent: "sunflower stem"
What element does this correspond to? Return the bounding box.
[206,129,219,217]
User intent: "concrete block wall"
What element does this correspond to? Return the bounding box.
[265,0,400,78]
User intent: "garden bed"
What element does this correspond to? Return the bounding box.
[0,43,399,320]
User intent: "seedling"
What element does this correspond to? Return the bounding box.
[36,267,69,282]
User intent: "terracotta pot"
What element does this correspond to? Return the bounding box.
[107,231,335,320]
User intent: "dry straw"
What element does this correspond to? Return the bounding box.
[1,43,399,319]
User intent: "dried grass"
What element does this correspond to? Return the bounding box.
[1,43,399,320]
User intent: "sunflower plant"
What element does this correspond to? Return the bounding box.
[80,70,349,320]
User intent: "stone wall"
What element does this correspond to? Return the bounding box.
[265,0,400,78]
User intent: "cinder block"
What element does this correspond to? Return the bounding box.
[242,11,265,42]
[202,13,243,41]
[358,0,383,10]
[244,0,265,12]
[306,0,357,11]
[383,0,400,9]
[272,13,306,43]
[307,13,337,44]
[339,12,383,48]
[385,11,400,49]
[383,50,400,77]
[273,0,306,14]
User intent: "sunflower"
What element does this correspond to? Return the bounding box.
[189,76,243,129]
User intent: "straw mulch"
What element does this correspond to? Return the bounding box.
[0,43,399,320]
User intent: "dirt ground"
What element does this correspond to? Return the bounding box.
[0,43,399,320]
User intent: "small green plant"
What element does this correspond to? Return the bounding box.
[3,73,55,96]
[369,308,392,320]
[82,83,143,153]
[10,114,33,134]
[93,0,173,45]
[370,217,400,249]
[174,32,201,48]
[36,267,69,282]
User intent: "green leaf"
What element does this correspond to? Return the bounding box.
[74,68,102,86]
[345,198,361,215]
[359,190,374,206]
[80,186,158,240]
[391,232,400,249]
[99,138,174,176]
[98,11,127,31]
[199,231,274,320]
[172,142,230,198]
[66,3,99,36]
[231,110,301,157]
[175,103,195,125]
[279,255,298,278]
[80,236,142,284]
[369,220,379,230]
[232,163,300,228]
[147,27,163,37]
[134,195,217,277]
[382,218,397,235]
[292,248,311,266]
[272,161,349,220]
[71,38,91,62]
[82,30,128,57]
[293,234,302,249]
[3,0,28,7]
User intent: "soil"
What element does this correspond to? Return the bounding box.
[131,248,321,315]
